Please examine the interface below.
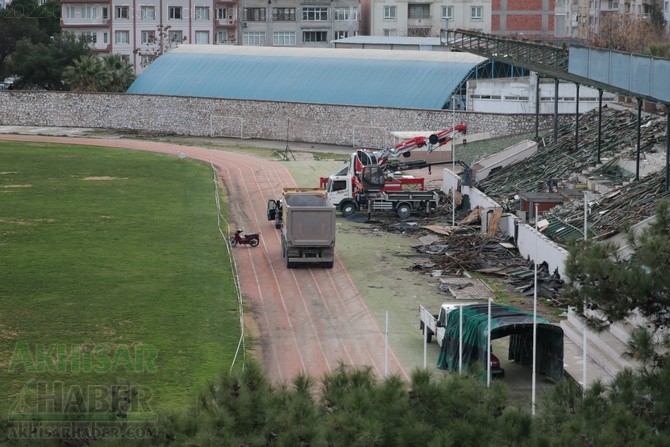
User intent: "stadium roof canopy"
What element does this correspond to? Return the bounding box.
[126,45,486,109]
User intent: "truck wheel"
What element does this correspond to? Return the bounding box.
[396,203,412,219]
[424,328,433,343]
[323,261,334,269]
[340,201,357,218]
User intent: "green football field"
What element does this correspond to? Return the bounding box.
[0,141,240,416]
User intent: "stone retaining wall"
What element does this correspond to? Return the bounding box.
[0,91,570,147]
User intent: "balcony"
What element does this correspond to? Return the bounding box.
[216,18,237,27]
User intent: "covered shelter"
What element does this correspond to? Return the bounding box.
[437,303,564,381]
[127,45,487,110]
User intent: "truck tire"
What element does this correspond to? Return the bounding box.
[424,327,433,343]
[396,203,412,219]
[323,261,334,269]
[340,201,357,218]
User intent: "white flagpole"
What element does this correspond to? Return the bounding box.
[451,96,456,227]
[532,204,538,416]
[423,311,427,369]
[487,299,491,388]
[385,310,389,377]
[459,305,463,374]
[583,194,588,393]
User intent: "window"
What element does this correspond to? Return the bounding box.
[195,31,209,43]
[64,5,75,18]
[408,4,430,19]
[140,6,155,20]
[195,7,210,20]
[384,6,396,19]
[216,8,227,19]
[334,30,348,39]
[408,27,430,36]
[243,31,266,46]
[383,28,398,36]
[103,32,108,44]
[334,7,349,20]
[215,31,228,43]
[273,31,296,46]
[82,6,95,19]
[471,6,483,20]
[302,7,328,21]
[115,6,129,19]
[169,30,184,44]
[608,0,619,8]
[243,7,267,21]
[140,55,154,67]
[351,8,359,20]
[273,7,296,21]
[81,31,97,44]
[141,30,154,44]
[102,6,108,19]
[115,30,130,44]
[169,6,182,19]
[303,31,327,42]
[441,5,453,19]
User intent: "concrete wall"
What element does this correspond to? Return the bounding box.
[0,91,559,148]
[444,169,569,280]
[472,139,537,182]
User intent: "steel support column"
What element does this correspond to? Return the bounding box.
[636,99,642,180]
[666,107,670,192]
[554,78,559,144]
[575,83,580,152]
[535,72,540,140]
[597,89,603,164]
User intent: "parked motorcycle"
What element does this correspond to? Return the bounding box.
[229,229,260,247]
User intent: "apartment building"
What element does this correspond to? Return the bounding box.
[491,0,556,37]
[60,0,360,72]
[369,0,493,37]
[555,0,670,39]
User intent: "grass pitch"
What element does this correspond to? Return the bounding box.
[0,141,240,415]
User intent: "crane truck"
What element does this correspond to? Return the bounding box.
[268,188,337,268]
[320,124,467,218]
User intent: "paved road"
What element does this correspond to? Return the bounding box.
[0,133,409,384]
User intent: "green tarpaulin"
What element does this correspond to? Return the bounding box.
[436,303,564,381]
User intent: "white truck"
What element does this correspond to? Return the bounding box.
[419,302,505,378]
[419,302,476,346]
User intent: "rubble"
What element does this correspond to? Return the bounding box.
[476,107,669,242]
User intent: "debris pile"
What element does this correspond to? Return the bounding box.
[407,222,566,303]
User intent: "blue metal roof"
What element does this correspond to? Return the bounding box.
[127,45,485,109]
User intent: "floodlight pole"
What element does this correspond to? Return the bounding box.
[532,204,538,416]
[583,193,588,394]
[452,95,456,227]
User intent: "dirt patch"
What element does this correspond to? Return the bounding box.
[82,176,127,181]
[1,184,31,188]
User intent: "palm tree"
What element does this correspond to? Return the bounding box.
[102,54,135,92]
[62,54,107,92]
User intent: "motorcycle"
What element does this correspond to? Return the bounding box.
[229,229,260,247]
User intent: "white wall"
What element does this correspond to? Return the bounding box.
[473,139,537,182]
[443,167,570,279]
[467,76,617,114]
